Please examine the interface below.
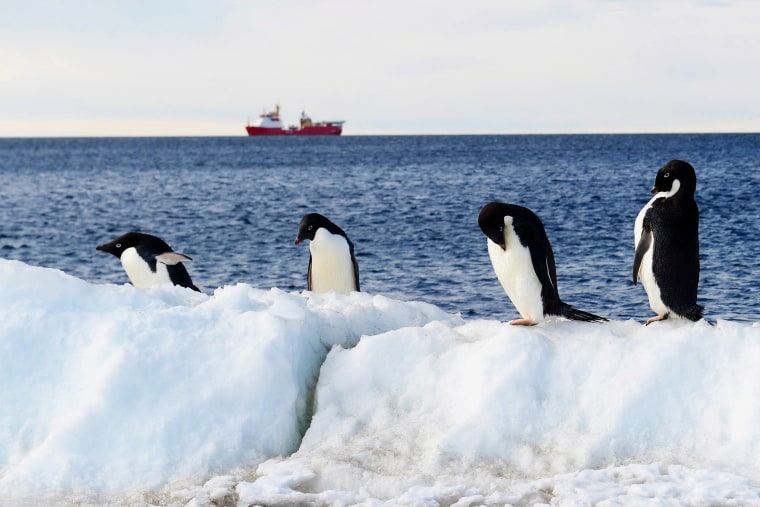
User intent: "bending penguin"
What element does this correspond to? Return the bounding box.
[633,159,703,325]
[96,231,200,292]
[478,202,607,325]
[294,213,360,294]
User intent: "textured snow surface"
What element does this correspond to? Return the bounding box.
[1,259,758,506]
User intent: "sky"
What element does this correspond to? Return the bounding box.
[1,0,759,136]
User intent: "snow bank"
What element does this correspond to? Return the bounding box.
[1,259,759,506]
[270,318,760,503]
[0,259,453,501]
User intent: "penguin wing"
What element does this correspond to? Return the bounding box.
[152,251,199,291]
[348,238,360,292]
[352,256,360,291]
[527,242,563,312]
[156,251,193,265]
[307,254,313,291]
[632,219,652,284]
[512,215,562,311]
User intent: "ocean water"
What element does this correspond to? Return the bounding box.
[0,134,758,322]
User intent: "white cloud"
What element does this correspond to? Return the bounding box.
[1,0,759,135]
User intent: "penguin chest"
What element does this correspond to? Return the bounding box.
[634,202,667,315]
[487,235,544,323]
[120,247,172,288]
[309,229,356,294]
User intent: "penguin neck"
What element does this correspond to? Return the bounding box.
[658,179,682,199]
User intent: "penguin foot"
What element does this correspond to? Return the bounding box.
[645,313,669,325]
[510,318,538,326]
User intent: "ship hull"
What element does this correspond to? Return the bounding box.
[246,125,343,136]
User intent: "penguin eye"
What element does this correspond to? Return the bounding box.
[116,243,121,248]
[308,225,313,231]
[664,172,670,178]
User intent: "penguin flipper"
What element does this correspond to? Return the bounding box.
[515,218,562,312]
[307,255,313,291]
[632,222,652,284]
[352,257,360,292]
[156,251,193,265]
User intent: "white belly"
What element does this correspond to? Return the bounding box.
[309,229,356,294]
[487,235,544,323]
[120,247,172,288]
[634,199,667,315]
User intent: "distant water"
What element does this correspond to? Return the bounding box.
[0,134,758,322]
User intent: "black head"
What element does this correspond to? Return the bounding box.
[294,213,348,245]
[651,159,697,197]
[478,202,512,249]
[96,231,171,258]
[479,202,544,250]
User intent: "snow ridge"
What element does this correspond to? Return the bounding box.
[1,259,759,506]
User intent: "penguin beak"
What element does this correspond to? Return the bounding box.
[96,242,118,258]
[294,236,302,246]
[651,185,658,194]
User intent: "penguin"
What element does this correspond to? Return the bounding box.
[96,231,200,292]
[478,202,607,325]
[294,213,360,294]
[633,159,703,325]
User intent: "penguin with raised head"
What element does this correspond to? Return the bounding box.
[633,159,703,325]
[294,213,360,294]
[478,202,607,325]
[96,231,200,291]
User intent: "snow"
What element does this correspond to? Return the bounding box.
[1,258,759,506]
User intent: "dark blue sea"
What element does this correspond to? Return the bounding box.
[0,135,758,322]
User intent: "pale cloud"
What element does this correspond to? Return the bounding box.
[1,0,758,136]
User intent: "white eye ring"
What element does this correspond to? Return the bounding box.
[308,225,313,231]
[664,172,670,178]
[116,243,121,248]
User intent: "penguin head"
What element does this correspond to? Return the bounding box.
[294,213,347,245]
[96,231,172,259]
[97,231,144,258]
[478,202,510,250]
[651,159,697,197]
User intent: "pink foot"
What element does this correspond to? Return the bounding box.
[510,318,538,326]
[645,313,669,325]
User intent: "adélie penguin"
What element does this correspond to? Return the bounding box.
[633,159,703,325]
[96,231,200,291]
[294,213,360,294]
[478,202,608,325]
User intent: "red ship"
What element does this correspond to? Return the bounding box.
[245,104,344,136]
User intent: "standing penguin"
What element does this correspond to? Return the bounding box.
[478,202,607,325]
[96,231,200,291]
[633,159,703,325]
[294,213,360,294]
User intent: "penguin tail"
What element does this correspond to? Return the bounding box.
[560,303,609,323]
[680,305,704,322]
